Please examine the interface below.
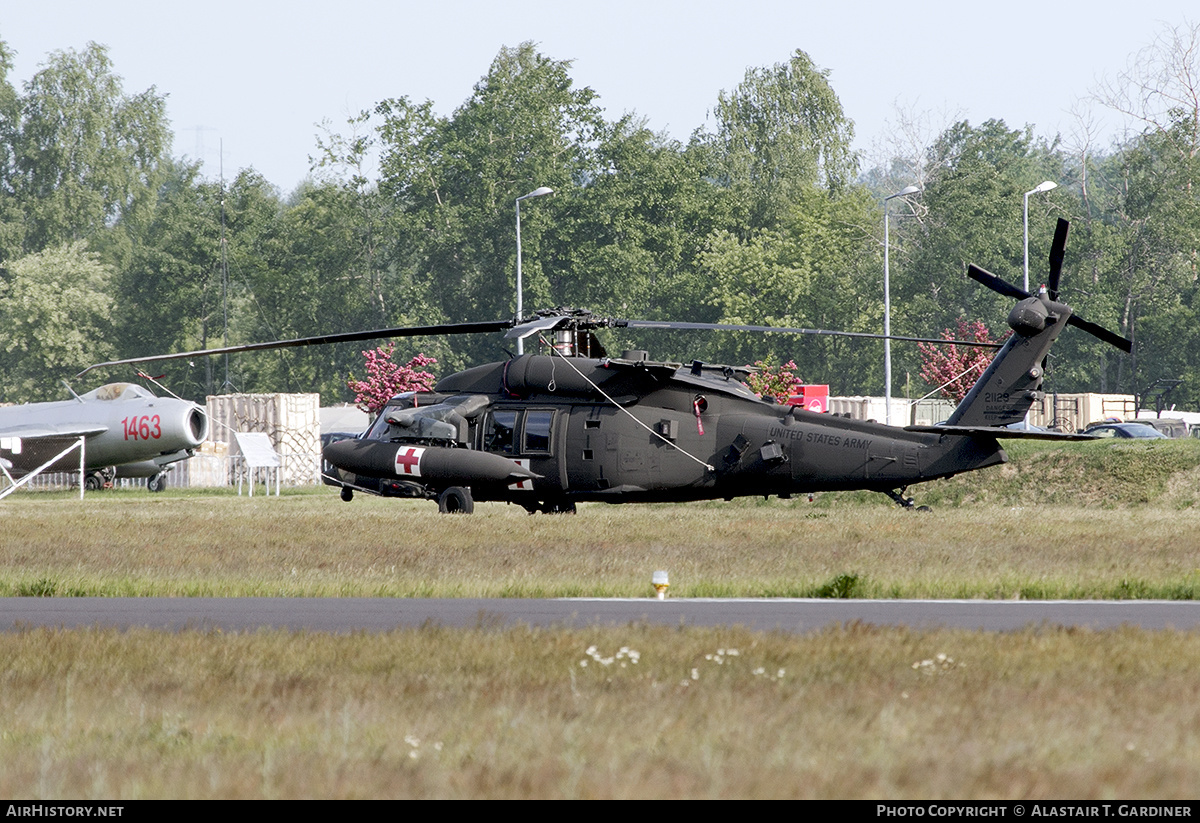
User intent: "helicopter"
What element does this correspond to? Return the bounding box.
[83,219,1130,513]
[0,381,210,494]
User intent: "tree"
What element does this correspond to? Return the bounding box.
[375,42,606,353]
[0,40,23,260]
[1093,20,1200,403]
[117,167,284,399]
[536,117,733,343]
[918,319,1005,403]
[746,359,805,402]
[885,119,1076,391]
[9,42,170,253]
[346,344,437,416]
[310,111,396,327]
[110,162,222,367]
[695,185,882,393]
[700,49,858,228]
[0,241,114,401]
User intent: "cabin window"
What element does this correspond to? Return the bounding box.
[524,411,553,453]
[483,409,554,455]
[485,410,519,454]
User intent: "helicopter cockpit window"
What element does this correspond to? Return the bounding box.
[524,410,553,453]
[485,410,519,454]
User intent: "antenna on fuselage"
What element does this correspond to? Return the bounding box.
[61,380,83,403]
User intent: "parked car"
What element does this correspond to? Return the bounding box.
[1133,417,1189,438]
[1004,420,1050,433]
[1083,422,1169,439]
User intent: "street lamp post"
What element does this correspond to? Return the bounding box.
[515,186,554,355]
[1023,181,1057,293]
[883,185,921,426]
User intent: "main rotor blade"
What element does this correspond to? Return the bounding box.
[619,319,1003,349]
[505,315,570,340]
[78,319,512,377]
[1046,218,1069,301]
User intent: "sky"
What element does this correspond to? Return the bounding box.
[4,1,1198,194]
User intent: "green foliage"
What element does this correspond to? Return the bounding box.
[5,28,1200,413]
[541,118,730,326]
[897,120,1067,325]
[1092,120,1200,402]
[109,162,223,389]
[697,186,882,390]
[811,572,862,599]
[9,42,170,253]
[0,241,114,401]
[702,49,858,227]
[375,42,606,351]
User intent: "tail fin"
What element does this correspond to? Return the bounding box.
[945,219,1132,429]
[946,291,1071,427]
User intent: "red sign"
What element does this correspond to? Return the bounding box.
[787,385,829,413]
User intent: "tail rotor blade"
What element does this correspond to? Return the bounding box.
[1046,218,1069,301]
[967,264,1030,301]
[1067,315,1134,353]
[968,230,1132,353]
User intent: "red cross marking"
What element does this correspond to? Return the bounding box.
[394,447,423,476]
[509,458,532,490]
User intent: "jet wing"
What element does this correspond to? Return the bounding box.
[0,423,108,440]
[904,424,1096,441]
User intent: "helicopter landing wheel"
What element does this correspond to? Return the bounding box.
[437,486,474,514]
[884,487,927,510]
[541,500,576,515]
[340,486,354,502]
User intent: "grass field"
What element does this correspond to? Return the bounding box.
[3,437,1200,599]
[3,437,1200,798]
[4,624,1200,799]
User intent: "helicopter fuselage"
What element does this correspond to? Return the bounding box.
[324,353,1007,510]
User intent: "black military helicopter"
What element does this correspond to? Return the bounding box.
[85,219,1130,513]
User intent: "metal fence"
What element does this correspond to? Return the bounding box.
[15,451,323,492]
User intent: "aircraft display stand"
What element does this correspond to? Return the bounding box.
[0,436,87,500]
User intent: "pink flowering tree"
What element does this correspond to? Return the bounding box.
[918,319,1005,403]
[346,343,438,415]
[746,359,805,403]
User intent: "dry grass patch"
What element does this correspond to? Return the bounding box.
[2,492,1200,598]
[1,625,1198,798]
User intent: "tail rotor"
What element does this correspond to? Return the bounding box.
[967,218,1132,354]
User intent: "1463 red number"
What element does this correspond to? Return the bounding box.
[120,415,161,440]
